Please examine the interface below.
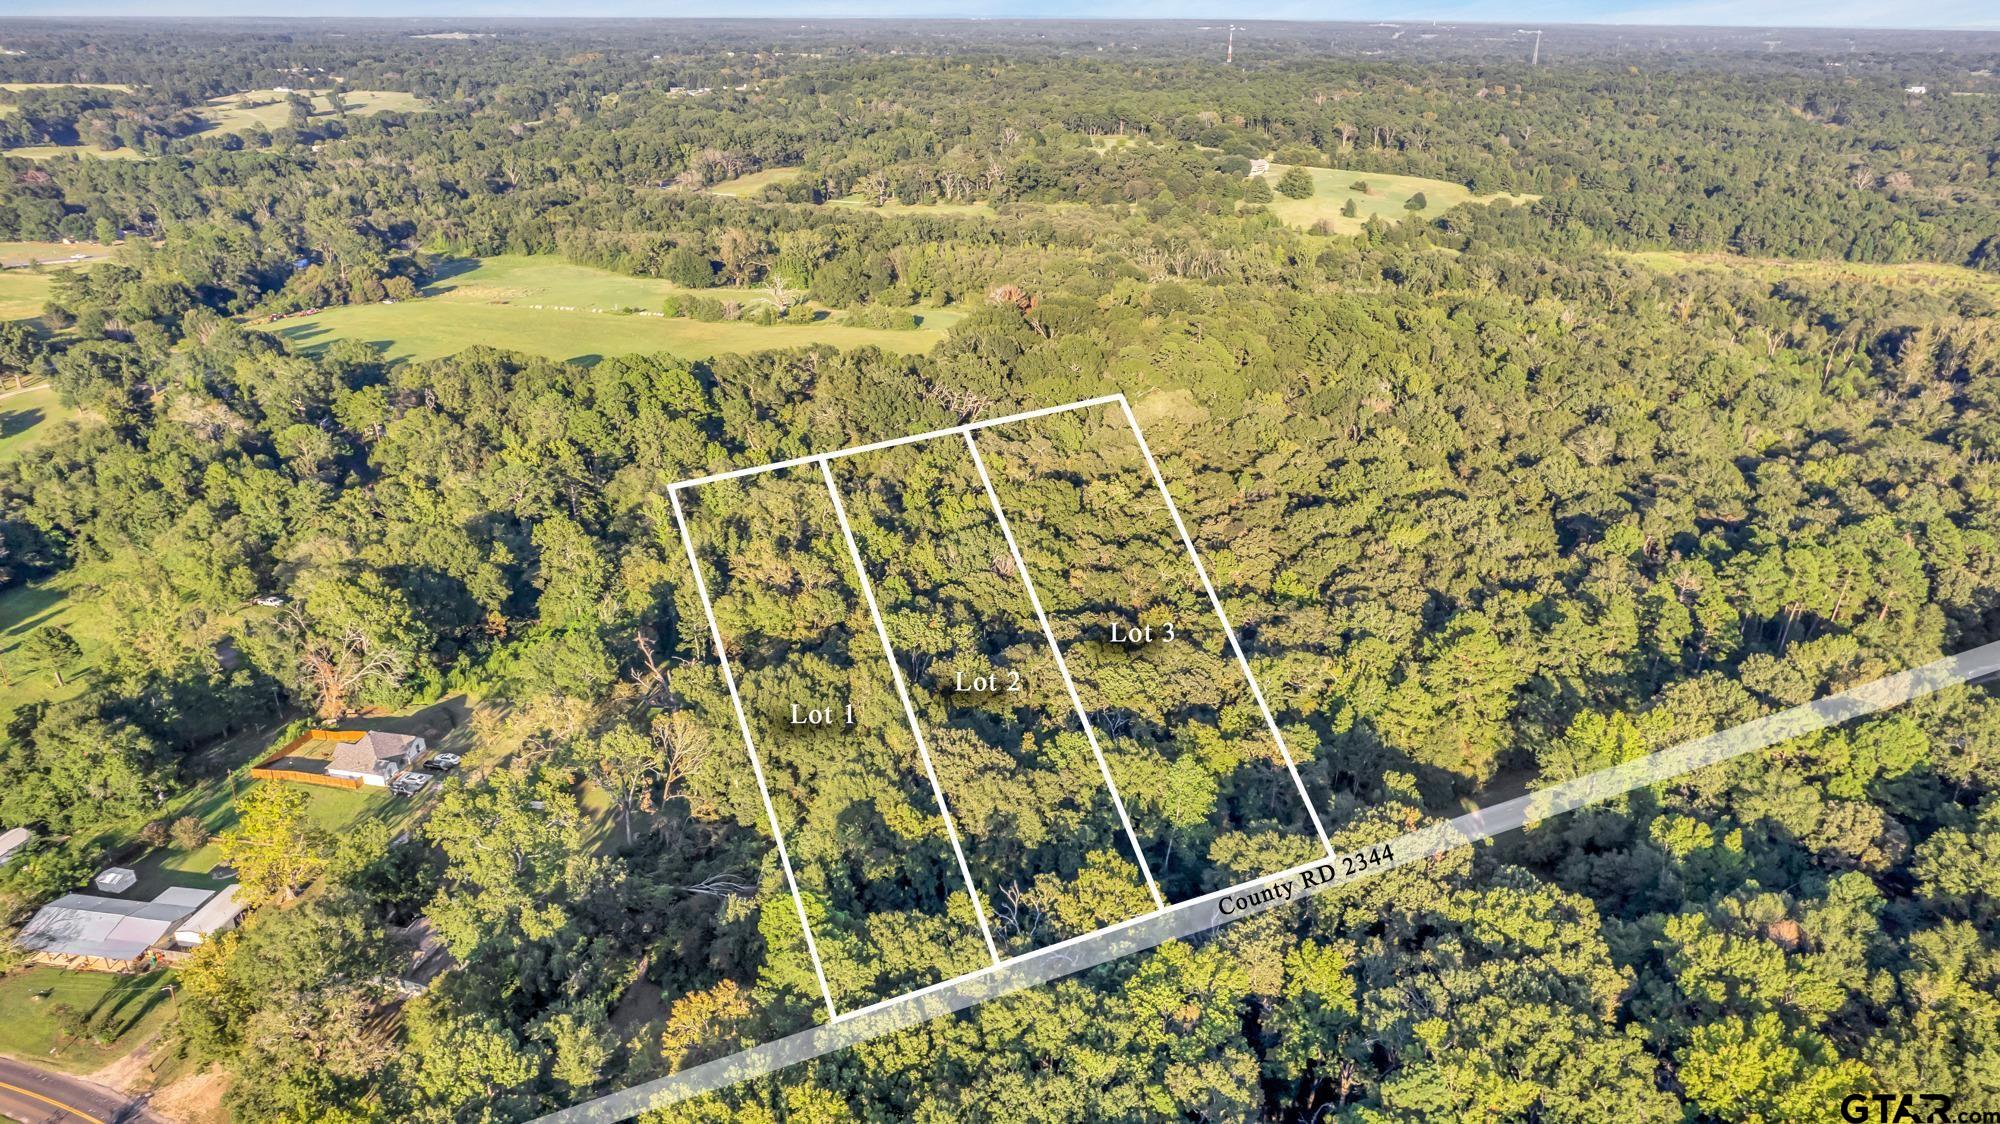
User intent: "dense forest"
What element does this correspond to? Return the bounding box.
[0,18,1997,1124]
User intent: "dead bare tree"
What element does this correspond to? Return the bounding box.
[654,708,713,814]
[757,271,799,317]
[680,872,755,899]
[285,605,407,718]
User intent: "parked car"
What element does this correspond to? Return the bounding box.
[390,772,434,796]
[429,753,462,771]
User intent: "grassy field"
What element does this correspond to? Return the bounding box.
[1257,164,1536,234]
[0,385,77,465]
[824,196,994,217]
[135,773,418,889]
[709,166,995,215]
[1,241,112,323]
[254,255,964,365]
[1,143,149,161]
[199,88,424,135]
[3,88,422,159]
[0,271,53,321]
[707,166,802,198]
[0,83,131,92]
[0,967,178,1074]
[0,578,107,713]
[1620,249,2000,298]
[0,240,117,268]
[0,82,132,118]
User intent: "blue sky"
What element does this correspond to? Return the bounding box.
[7,1,1996,27]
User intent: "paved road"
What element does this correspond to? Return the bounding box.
[0,1057,163,1124]
[534,637,2000,1124]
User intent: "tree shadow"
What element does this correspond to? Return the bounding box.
[0,405,46,440]
[422,257,482,293]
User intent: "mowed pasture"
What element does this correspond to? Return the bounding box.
[2,88,422,159]
[0,575,105,712]
[0,239,119,267]
[1620,249,2000,299]
[709,166,995,215]
[0,81,134,116]
[707,166,803,197]
[254,254,964,365]
[1257,163,1537,234]
[0,268,56,321]
[1,240,114,322]
[1,143,150,160]
[0,384,78,466]
[200,88,424,134]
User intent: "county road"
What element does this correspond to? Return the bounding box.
[0,1057,164,1124]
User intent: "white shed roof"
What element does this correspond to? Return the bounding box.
[174,885,246,944]
[0,827,30,862]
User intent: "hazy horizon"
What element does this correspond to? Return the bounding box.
[2,6,1996,31]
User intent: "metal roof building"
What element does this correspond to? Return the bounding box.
[16,887,213,969]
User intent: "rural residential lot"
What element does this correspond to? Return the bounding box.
[1,15,1998,1124]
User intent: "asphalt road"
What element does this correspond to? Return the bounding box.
[0,1057,162,1124]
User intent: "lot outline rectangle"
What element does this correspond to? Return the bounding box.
[669,392,1333,1019]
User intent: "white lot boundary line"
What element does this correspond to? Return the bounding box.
[964,429,1168,912]
[667,394,1126,493]
[819,456,1003,972]
[533,637,2000,1124]
[669,488,839,1022]
[1114,396,1335,859]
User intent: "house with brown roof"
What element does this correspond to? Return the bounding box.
[327,730,426,787]
[252,728,428,790]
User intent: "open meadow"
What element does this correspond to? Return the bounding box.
[1620,249,2000,299]
[0,240,117,269]
[0,268,54,321]
[706,166,802,197]
[2,87,422,160]
[0,575,109,712]
[710,166,995,214]
[0,385,77,466]
[199,88,423,134]
[1257,163,1537,234]
[254,254,964,364]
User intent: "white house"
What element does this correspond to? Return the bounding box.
[0,826,31,865]
[327,731,426,787]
